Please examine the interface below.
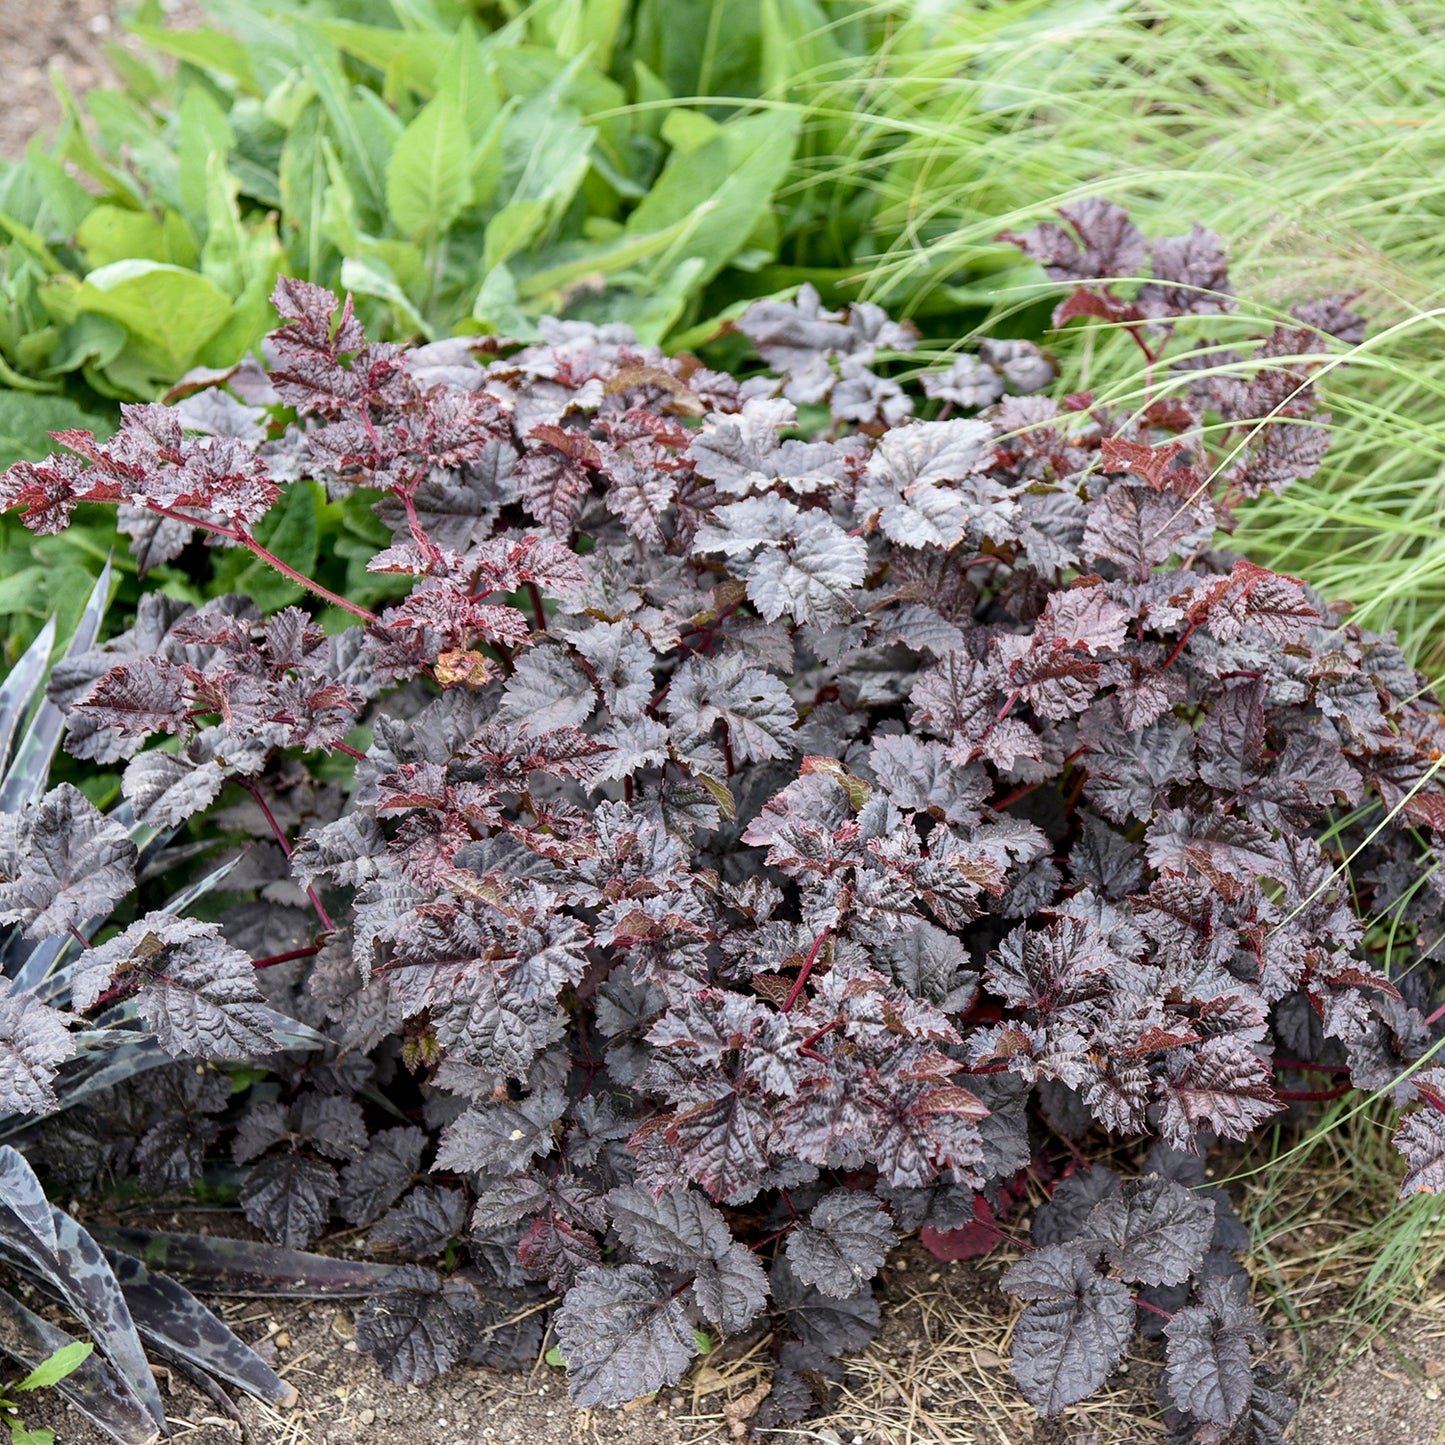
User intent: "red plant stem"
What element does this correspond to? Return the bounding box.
[526,582,548,633]
[1135,1298,1173,1322]
[782,929,832,1014]
[334,741,367,763]
[144,503,378,624]
[799,1017,844,1051]
[747,1225,794,1254]
[253,945,323,969]
[1273,1084,1352,1103]
[397,487,433,556]
[66,924,90,951]
[992,780,1041,812]
[1161,619,1200,671]
[243,781,335,932]
[977,690,1020,747]
[1423,998,1445,1029]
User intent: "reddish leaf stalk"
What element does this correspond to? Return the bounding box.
[782,929,832,1014]
[1161,619,1200,671]
[242,781,335,932]
[253,945,323,970]
[1272,1083,1351,1103]
[145,503,378,623]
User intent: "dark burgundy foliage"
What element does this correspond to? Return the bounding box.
[3,205,1441,1439]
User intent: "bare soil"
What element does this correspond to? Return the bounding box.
[17,1226,1445,1445]
[0,0,119,163]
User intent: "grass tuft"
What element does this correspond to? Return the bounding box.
[788,0,1445,674]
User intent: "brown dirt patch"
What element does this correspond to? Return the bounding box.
[0,0,119,163]
[24,1233,1439,1445]
[0,0,205,162]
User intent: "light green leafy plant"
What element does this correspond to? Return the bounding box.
[0,0,992,405]
[0,1340,93,1445]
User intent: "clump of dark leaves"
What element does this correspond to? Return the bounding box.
[5,199,1445,1441]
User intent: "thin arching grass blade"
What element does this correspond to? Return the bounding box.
[0,616,55,778]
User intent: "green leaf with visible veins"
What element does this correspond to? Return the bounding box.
[386,91,473,241]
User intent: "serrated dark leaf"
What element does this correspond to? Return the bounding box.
[371,1187,467,1258]
[238,1154,339,1249]
[340,1127,426,1226]
[554,1264,698,1407]
[356,1265,482,1385]
[1080,1175,1215,1286]
[0,783,136,938]
[770,1254,881,1356]
[1001,1243,1136,1414]
[1163,1276,1263,1427]
[784,1189,896,1298]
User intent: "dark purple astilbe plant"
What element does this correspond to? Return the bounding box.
[4,200,1444,1441]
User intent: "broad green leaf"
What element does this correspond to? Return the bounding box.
[85,89,159,158]
[528,0,627,68]
[19,144,95,238]
[472,262,540,339]
[318,19,443,92]
[385,93,472,240]
[8,1422,55,1445]
[0,568,49,619]
[177,85,236,231]
[434,20,500,137]
[302,33,387,218]
[515,210,717,304]
[483,95,594,271]
[199,219,284,369]
[0,393,115,471]
[125,23,263,96]
[75,206,172,270]
[43,314,127,379]
[758,0,838,98]
[659,108,722,154]
[625,109,799,290]
[586,254,705,345]
[261,71,317,133]
[469,107,509,213]
[340,257,431,340]
[483,198,551,276]
[199,154,247,295]
[14,1341,94,1393]
[279,102,330,285]
[0,215,62,278]
[104,39,167,104]
[50,74,144,207]
[353,90,408,204]
[626,0,767,99]
[72,261,233,383]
